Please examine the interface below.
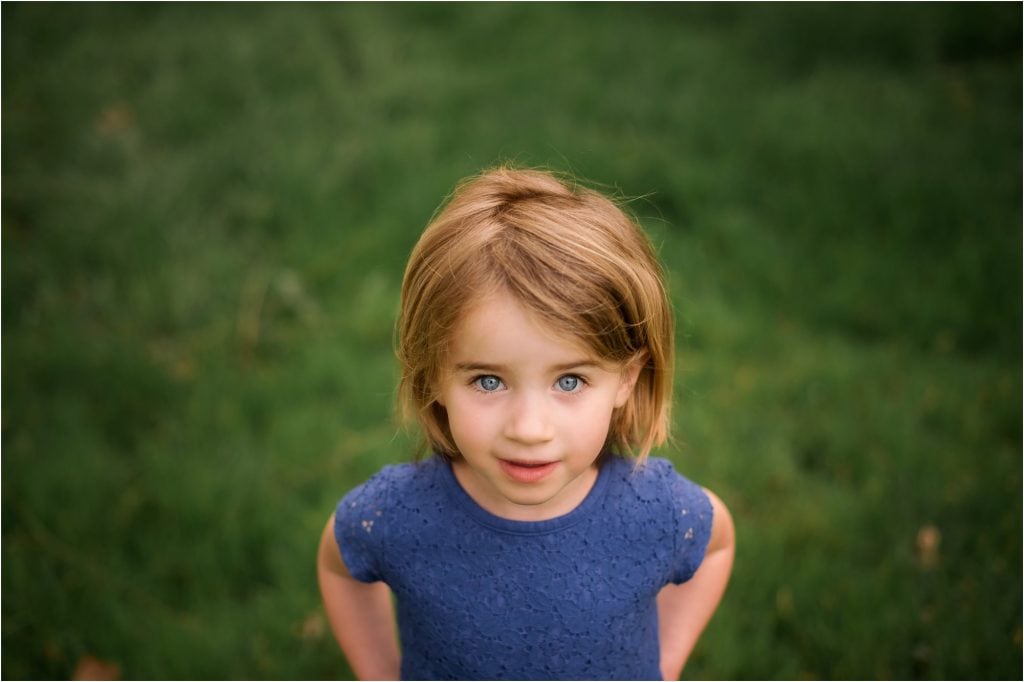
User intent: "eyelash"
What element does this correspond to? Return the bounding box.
[469,374,588,395]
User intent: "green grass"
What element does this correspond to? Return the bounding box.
[3,3,1021,679]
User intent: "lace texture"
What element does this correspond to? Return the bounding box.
[334,455,712,681]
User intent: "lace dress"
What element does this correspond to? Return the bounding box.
[335,454,712,681]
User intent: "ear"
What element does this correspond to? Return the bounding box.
[432,368,449,407]
[614,353,647,408]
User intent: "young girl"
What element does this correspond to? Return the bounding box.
[317,167,735,681]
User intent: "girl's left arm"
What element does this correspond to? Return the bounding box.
[657,488,735,680]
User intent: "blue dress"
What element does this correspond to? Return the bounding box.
[334,454,712,681]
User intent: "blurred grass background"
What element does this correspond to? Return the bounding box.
[2,3,1021,679]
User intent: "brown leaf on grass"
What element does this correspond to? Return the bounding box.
[915,524,941,569]
[94,102,135,137]
[297,611,326,641]
[72,655,121,681]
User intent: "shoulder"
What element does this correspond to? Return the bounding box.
[613,456,710,511]
[336,457,443,515]
[639,457,714,582]
[333,458,446,582]
[599,456,714,583]
[600,455,712,533]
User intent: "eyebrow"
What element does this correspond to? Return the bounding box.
[451,360,600,373]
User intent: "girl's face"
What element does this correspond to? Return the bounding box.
[437,290,642,522]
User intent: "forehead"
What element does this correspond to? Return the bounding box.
[446,291,598,367]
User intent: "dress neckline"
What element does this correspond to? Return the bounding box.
[435,453,617,535]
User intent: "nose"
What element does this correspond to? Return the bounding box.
[503,391,554,445]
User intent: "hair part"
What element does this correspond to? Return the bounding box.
[396,166,675,462]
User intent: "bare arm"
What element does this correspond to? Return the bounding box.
[657,488,735,680]
[317,514,401,680]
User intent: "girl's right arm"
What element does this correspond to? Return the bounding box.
[317,514,401,680]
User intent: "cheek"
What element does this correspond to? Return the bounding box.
[569,401,617,449]
[445,397,491,449]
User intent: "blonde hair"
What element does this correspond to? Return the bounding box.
[396,166,674,462]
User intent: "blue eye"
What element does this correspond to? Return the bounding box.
[475,375,503,392]
[557,375,581,392]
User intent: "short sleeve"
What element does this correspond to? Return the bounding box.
[333,467,394,583]
[665,466,714,584]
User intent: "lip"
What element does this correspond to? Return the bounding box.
[498,459,559,484]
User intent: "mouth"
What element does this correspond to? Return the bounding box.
[498,459,559,484]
